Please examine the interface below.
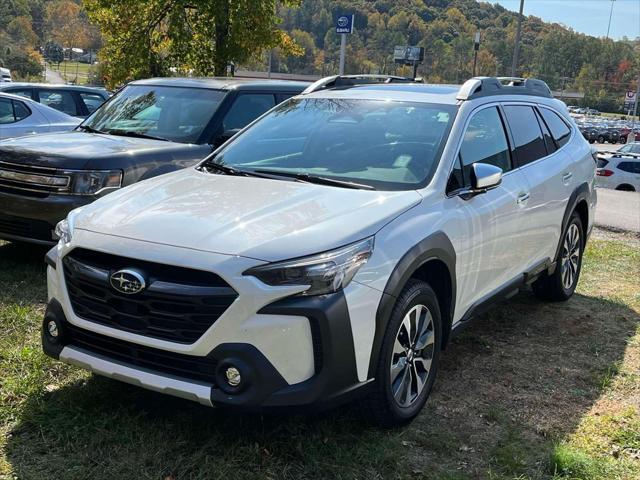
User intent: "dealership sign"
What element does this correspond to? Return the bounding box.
[336,14,354,34]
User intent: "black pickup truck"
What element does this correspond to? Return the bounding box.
[0,77,308,244]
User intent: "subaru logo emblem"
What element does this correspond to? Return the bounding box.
[110,269,146,295]
[337,16,348,27]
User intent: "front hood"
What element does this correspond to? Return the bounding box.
[0,132,201,169]
[74,168,422,261]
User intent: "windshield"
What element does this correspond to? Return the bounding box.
[81,85,225,143]
[209,98,456,190]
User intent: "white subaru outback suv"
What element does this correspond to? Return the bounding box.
[43,75,597,426]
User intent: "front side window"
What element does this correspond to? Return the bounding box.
[539,107,571,148]
[503,105,548,166]
[210,98,456,190]
[223,94,276,131]
[459,106,511,184]
[38,90,78,116]
[82,85,226,143]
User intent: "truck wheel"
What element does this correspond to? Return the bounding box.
[367,279,441,427]
[533,212,584,302]
[597,135,605,143]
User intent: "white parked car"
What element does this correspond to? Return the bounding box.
[0,92,79,140]
[0,67,11,82]
[43,75,597,426]
[596,143,640,191]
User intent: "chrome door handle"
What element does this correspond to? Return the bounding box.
[517,192,530,204]
[562,172,573,183]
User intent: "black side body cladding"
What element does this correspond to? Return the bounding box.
[368,231,456,378]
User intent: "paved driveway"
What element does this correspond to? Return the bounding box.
[595,188,640,233]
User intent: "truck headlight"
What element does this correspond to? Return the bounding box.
[54,219,71,244]
[244,237,374,296]
[62,169,122,195]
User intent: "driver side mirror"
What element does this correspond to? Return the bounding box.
[459,163,503,200]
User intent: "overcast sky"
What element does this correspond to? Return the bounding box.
[486,0,640,40]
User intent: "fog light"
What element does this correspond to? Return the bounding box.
[47,320,59,338]
[225,367,241,387]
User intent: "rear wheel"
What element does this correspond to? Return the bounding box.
[533,212,584,301]
[367,280,441,427]
[597,135,605,143]
[615,184,636,192]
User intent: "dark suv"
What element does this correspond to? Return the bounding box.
[0,83,110,118]
[0,77,308,244]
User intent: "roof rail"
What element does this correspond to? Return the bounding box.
[456,76,552,101]
[302,74,415,95]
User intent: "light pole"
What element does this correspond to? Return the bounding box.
[472,31,480,77]
[510,0,525,77]
[606,0,616,39]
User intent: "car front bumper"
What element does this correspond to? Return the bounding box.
[42,231,379,410]
[0,191,91,244]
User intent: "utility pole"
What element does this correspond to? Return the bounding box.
[510,0,524,77]
[631,73,640,139]
[606,0,616,40]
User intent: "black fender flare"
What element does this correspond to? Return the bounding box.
[367,231,456,378]
[554,182,591,261]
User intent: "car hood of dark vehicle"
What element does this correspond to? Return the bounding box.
[0,131,211,170]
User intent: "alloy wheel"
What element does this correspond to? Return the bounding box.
[561,223,581,290]
[389,304,435,408]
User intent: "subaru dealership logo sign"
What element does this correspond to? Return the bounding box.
[336,14,354,34]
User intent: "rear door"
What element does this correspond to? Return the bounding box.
[37,89,82,117]
[502,104,573,267]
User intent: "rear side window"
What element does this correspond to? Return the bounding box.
[6,89,32,99]
[503,105,548,166]
[13,100,30,121]
[459,106,511,183]
[597,159,609,168]
[534,108,556,155]
[618,162,640,174]
[0,98,31,124]
[539,107,571,148]
[79,92,106,114]
[223,94,276,131]
[38,89,78,116]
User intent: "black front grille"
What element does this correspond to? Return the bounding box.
[63,248,238,344]
[0,160,70,197]
[0,212,53,241]
[64,321,218,384]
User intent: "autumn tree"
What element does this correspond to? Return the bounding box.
[83,0,303,88]
[45,0,90,52]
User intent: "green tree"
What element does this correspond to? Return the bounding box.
[84,0,303,88]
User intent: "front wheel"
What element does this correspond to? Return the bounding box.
[533,212,584,301]
[367,280,442,427]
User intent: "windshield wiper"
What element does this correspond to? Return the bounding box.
[78,125,107,134]
[107,130,169,142]
[253,169,375,190]
[199,161,286,180]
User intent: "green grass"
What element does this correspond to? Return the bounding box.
[51,61,94,85]
[1,234,639,479]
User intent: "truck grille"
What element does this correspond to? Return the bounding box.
[64,321,218,384]
[63,248,238,344]
[0,160,70,197]
[0,212,53,242]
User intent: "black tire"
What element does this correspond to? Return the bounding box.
[366,279,442,427]
[615,184,636,192]
[533,212,584,302]
[597,135,605,144]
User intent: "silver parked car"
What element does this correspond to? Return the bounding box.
[0,92,79,140]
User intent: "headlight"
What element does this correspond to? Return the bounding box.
[54,219,71,244]
[244,237,374,296]
[62,169,122,195]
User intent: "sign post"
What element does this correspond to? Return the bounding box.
[336,14,354,75]
[393,46,425,79]
[472,31,481,77]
